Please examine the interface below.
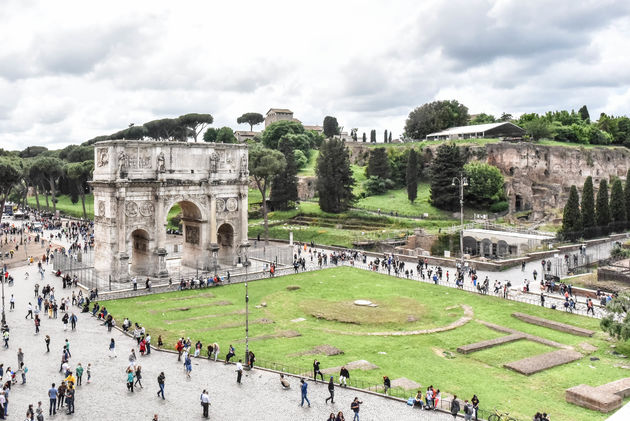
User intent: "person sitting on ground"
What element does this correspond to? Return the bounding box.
[280,374,290,389]
[413,390,424,408]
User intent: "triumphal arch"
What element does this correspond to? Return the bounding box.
[91,140,249,282]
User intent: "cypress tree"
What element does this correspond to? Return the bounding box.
[366,148,390,179]
[370,130,376,143]
[610,178,626,233]
[561,185,582,241]
[595,179,610,235]
[270,137,298,210]
[388,132,392,143]
[625,169,630,229]
[362,132,366,143]
[384,130,388,143]
[316,138,355,213]
[406,149,418,203]
[429,143,465,211]
[581,176,595,238]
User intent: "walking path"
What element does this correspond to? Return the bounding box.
[3,261,455,421]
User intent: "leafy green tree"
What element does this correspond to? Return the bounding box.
[581,176,596,238]
[203,128,218,143]
[249,144,286,244]
[236,112,264,131]
[0,156,23,222]
[429,143,465,211]
[370,130,376,143]
[522,118,553,140]
[406,149,418,203]
[463,162,505,207]
[363,176,394,195]
[270,137,298,210]
[600,291,630,340]
[316,138,355,213]
[323,116,340,138]
[610,178,626,232]
[262,120,305,150]
[366,148,390,180]
[470,113,496,125]
[362,132,366,143]
[65,160,94,219]
[179,113,214,142]
[19,146,48,158]
[499,112,513,122]
[625,169,630,228]
[64,145,94,163]
[595,179,610,234]
[561,185,582,241]
[293,150,308,169]
[578,105,590,122]
[143,118,187,141]
[109,125,148,140]
[215,127,236,143]
[404,100,469,140]
[32,156,64,214]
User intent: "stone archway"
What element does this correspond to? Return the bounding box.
[217,223,234,263]
[130,228,152,275]
[92,140,250,283]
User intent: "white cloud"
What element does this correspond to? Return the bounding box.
[0,0,629,150]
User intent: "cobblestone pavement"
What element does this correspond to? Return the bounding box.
[3,262,456,421]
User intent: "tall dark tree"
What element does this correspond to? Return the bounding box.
[383,130,388,143]
[0,157,23,222]
[249,145,286,244]
[179,113,214,142]
[323,116,340,138]
[595,179,610,234]
[237,112,264,131]
[362,132,366,143]
[406,149,418,203]
[581,176,596,237]
[366,148,390,180]
[370,130,376,143]
[429,143,465,211]
[561,185,582,241]
[610,178,626,232]
[625,169,630,229]
[270,137,298,210]
[143,118,187,141]
[316,138,355,213]
[578,105,590,122]
[388,132,392,143]
[65,160,94,219]
[404,100,469,140]
[32,156,64,214]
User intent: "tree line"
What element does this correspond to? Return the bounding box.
[561,172,630,241]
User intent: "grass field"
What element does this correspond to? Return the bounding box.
[106,267,629,421]
[356,183,449,219]
[27,193,94,219]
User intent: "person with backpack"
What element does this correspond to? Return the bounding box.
[471,395,480,420]
[463,399,474,420]
[156,372,165,399]
[450,395,460,419]
[350,397,362,421]
[325,376,335,404]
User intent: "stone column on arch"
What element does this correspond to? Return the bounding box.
[209,194,218,245]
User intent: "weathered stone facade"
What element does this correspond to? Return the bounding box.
[91,140,249,282]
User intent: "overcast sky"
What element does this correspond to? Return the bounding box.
[1,0,629,150]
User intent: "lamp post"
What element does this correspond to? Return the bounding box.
[452,174,468,274]
[244,277,249,367]
[1,254,5,328]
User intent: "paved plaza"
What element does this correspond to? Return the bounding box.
[2,261,455,420]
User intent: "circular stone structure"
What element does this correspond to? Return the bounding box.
[354,299,377,307]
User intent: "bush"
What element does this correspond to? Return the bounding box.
[490,201,509,213]
[610,246,630,260]
[363,176,395,196]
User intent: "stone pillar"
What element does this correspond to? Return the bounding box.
[156,197,167,252]
[240,196,248,243]
[210,194,217,244]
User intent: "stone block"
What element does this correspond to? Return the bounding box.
[596,377,630,399]
[504,349,582,375]
[512,312,595,337]
[457,333,525,354]
[566,384,622,412]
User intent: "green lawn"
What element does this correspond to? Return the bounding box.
[297,150,319,176]
[105,267,628,421]
[27,193,94,219]
[356,183,449,219]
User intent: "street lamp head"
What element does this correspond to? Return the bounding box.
[463,178,469,186]
[451,180,456,186]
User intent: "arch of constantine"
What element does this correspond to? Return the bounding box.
[91,140,249,282]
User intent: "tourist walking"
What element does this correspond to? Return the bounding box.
[35,315,41,334]
[157,372,165,399]
[325,376,335,404]
[25,302,33,319]
[200,389,210,418]
[471,394,480,420]
[184,355,192,378]
[109,338,116,358]
[236,360,243,384]
[48,383,57,416]
[126,368,134,392]
[76,363,84,386]
[450,395,460,419]
[134,365,143,388]
[300,379,311,407]
[339,366,349,387]
[45,335,50,353]
[383,376,391,395]
[313,359,324,381]
[351,397,362,421]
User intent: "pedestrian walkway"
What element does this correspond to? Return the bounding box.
[3,262,454,420]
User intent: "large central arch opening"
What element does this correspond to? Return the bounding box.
[217,223,234,264]
[166,200,207,274]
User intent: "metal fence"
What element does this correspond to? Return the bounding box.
[249,244,295,265]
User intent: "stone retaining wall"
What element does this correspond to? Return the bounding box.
[456,333,525,354]
[566,377,630,412]
[504,349,583,375]
[512,312,595,337]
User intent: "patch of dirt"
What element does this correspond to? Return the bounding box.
[164,309,245,324]
[197,318,274,332]
[321,360,379,375]
[406,315,418,322]
[286,285,300,291]
[432,347,455,359]
[289,345,344,357]
[391,377,421,390]
[148,300,232,315]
